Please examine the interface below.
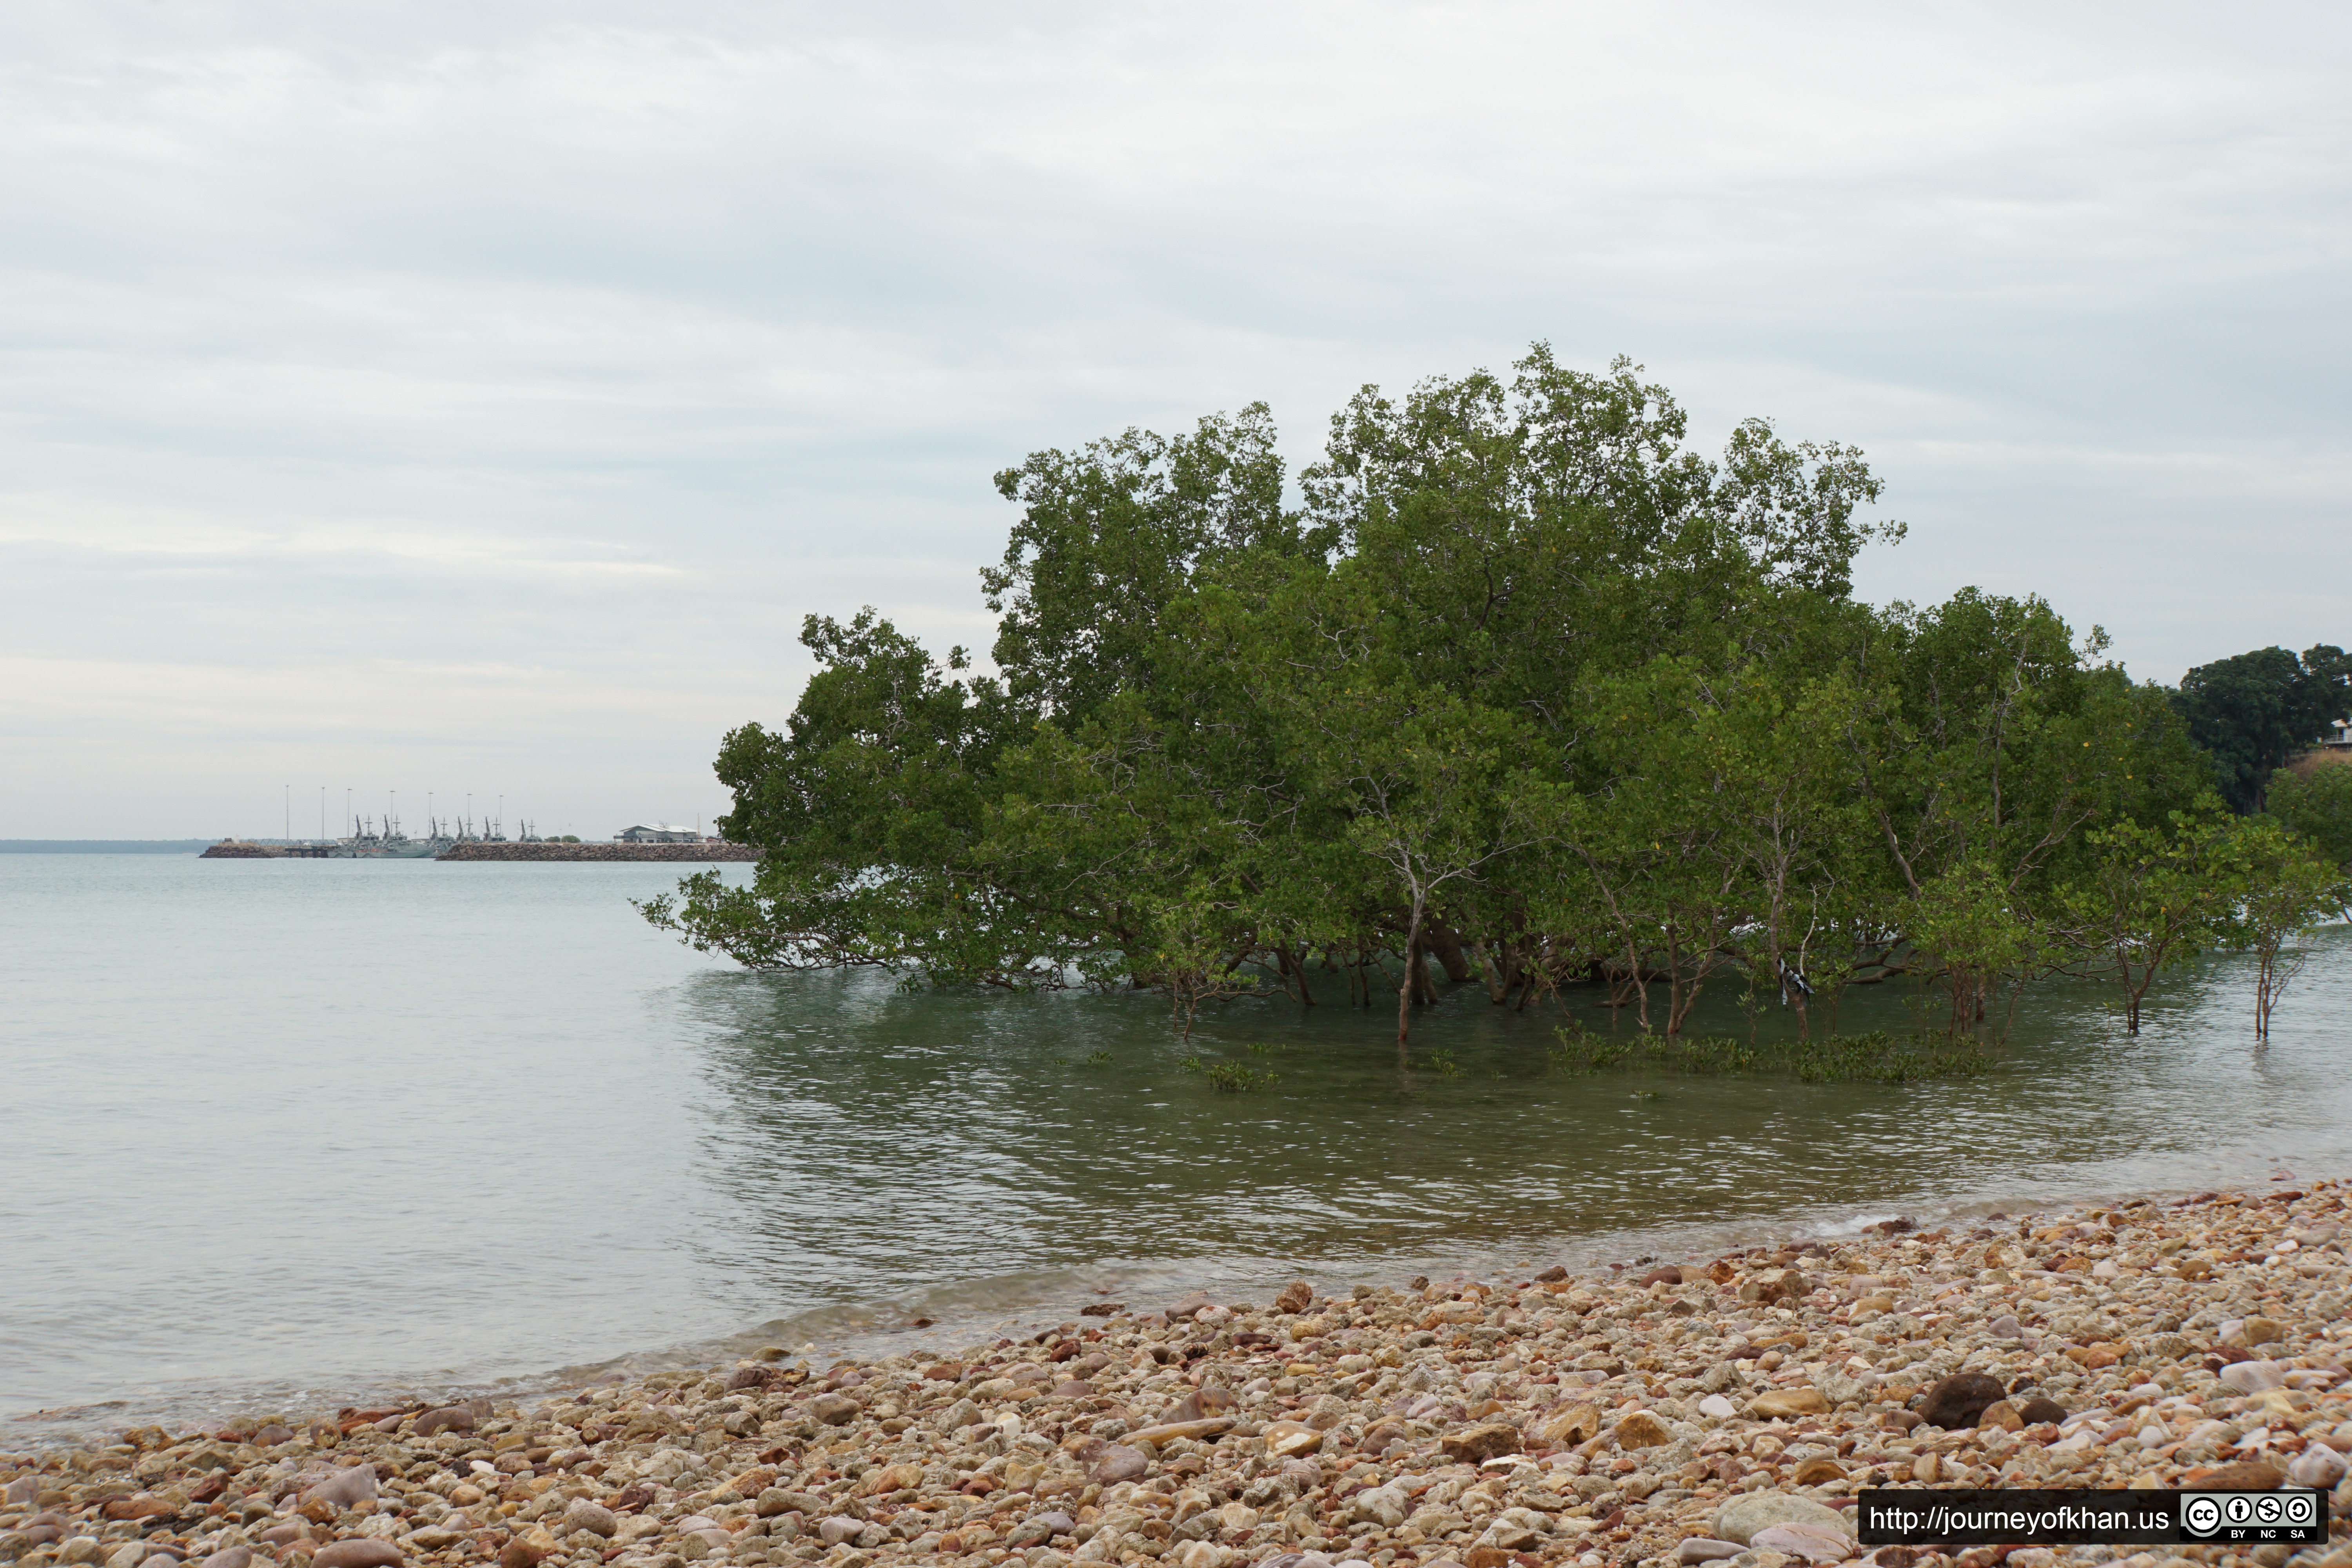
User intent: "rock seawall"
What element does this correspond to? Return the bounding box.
[435,842,760,862]
[5,1185,2348,1568]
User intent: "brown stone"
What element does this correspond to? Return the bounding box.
[1541,1401,1601,1445]
[1615,1411,1672,1450]
[101,1497,178,1522]
[1274,1281,1314,1315]
[1739,1268,1811,1305]
[1791,1458,1844,1486]
[1262,1420,1323,1457]
[1466,1551,1512,1568]
[1639,1266,1684,1288]
[2015,1397,2067,1426]
[1534,1266,1568,1283]
[1977,1401,2024,1432]
[1125,1418,1236,1447]
[857,1463,924,1497]
[559,1500,618,1539]
[2181,1460,2283,1490]
[1916,1372,2005,1430]
[311,1546,403,1568]
[1301,1393,1351,1431]
[2244,1317,2287,1345]
[302,1466,380,1512]
[1163,1387,1238,1423]
[807,1394,860,1425]
[1746,1388,1829,1419]
[1440,1422,1523,1463]
[1089,1445,1151,1485]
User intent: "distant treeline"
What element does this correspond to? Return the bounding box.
[643,348,2352,1043]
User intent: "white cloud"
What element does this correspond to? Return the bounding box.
[3,0,2348,833]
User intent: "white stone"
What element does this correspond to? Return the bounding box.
[1711,1495,1852,1546]
[2219,1361,2289,1394]
[2292,1446,2349,1487]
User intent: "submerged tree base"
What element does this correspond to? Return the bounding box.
[1550,1025,1991,1082]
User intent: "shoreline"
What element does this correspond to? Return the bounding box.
[6,1187,2348,1568]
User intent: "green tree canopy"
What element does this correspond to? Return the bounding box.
[2269,762,2352,870]
[2169,644,2352,813]
[646,347,2222,1044]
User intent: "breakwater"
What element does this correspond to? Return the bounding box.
[199,842,335,858]
[436,842,760,862]
[195,841,759,861]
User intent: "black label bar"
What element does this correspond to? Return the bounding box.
[1855,1488,2329,1547]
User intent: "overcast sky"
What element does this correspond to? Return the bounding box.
[4,2,2348,838]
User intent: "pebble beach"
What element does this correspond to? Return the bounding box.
[9,1185,2350,1568]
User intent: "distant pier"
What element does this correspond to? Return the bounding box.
[434,841,759,862]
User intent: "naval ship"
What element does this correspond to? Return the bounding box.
[336,808,544,858]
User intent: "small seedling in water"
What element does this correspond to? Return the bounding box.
[1422,1049,1462,1077]
[1177,1050,1277,1089]
[1246,1042,1277,1056]
[1084,1050,1112,1065]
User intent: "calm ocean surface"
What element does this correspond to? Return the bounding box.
[4,853,2347,1443]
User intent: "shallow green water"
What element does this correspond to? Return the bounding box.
[3,853,2345,1441]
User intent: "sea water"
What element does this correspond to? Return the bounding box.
[3,853,2346,1442]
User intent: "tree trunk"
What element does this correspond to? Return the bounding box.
[1278,944,1316,1007]
[1397,902,1425,1047]
[1619,947,1651,1032]
[1424,921,1473,984]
